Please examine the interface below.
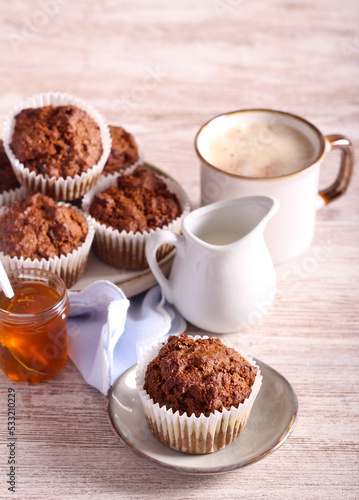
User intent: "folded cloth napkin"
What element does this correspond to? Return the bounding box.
[67,281,186,395]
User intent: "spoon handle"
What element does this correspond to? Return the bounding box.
[0,261,14,298]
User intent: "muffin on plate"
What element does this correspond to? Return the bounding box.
[0,191,95,288]
[0,139,27,207]
[3,92,111,201]
[102,125,140,176]
[82,165,190,269]
[136,334,262,454]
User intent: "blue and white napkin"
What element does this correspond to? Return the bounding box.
[67,281,186,395]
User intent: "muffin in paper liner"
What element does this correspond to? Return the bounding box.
[135,335,262,455]
[0,203,95,289]
[101,125,145,178]
[0,185,28,208]
[82,167,191,270]
[2,91,112,201]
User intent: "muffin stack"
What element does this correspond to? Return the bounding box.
[0,91,189,287]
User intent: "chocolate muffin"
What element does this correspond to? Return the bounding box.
[85,165,184,269]
[0,192,87,259]
[0,192,95,287]
[90,166,181,233]
[136,334,262,454]
[103,125,139,175]
[9,105,103,179]
[82,163,189,269]
[144,334,258,417]
[0,140,20,193]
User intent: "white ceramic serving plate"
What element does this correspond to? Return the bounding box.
[106,358,298,474]
[70,248,175,298]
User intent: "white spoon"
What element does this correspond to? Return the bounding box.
[0,261,14,298]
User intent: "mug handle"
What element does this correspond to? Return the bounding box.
[318,134,354,207]
[145,230,185,304]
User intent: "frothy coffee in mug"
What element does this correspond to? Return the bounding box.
[206,122,316,178]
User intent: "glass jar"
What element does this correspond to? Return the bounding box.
[0,268,70,383]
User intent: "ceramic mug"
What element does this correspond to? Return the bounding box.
[146,196,279,334]
[196,109,354,264]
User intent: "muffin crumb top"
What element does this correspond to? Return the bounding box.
[90,166,181,233]
[103,125,139,175]
[0,191,88,260]
[10,105,103,179]
[144,334,258,417]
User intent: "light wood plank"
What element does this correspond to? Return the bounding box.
[0,1,358,498]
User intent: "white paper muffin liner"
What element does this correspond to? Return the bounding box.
[0,185,28,208]
[135,335,262,455]
[2,91,112,201]
[82,168,191,270]
[0,203,95,289]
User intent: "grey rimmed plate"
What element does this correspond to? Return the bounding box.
[106,359,298,474]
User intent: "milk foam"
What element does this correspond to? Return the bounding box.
[206,122,316,177]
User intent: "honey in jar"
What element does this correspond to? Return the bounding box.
[0,268,70,383]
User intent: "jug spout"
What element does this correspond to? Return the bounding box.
[252,196,280,231]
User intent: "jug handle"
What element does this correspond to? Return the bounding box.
[145,230,186,304]
[317,134,354,209]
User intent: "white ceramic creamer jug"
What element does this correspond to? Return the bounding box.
[146,196,279,334]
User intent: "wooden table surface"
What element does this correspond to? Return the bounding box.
[0,1,358,499]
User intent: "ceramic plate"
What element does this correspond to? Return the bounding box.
[70,161,188,298]
[106,358,298,474]
[70,248,175,298]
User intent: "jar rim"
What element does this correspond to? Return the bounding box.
[0,268,68,321]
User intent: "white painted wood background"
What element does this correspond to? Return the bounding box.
[0,1,358,498]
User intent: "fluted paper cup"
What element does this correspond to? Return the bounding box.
[135,335,262,454]
[2,91,112,201]
[0,185,28,208]
[82,169,191,270]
